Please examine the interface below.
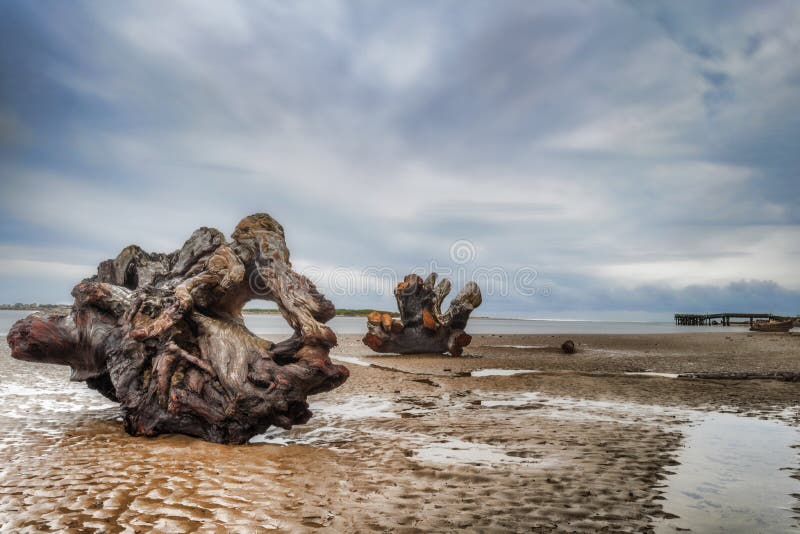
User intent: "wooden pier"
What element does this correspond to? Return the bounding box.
[674,313,775,326]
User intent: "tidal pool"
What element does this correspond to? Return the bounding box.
[470,368,541,377]
[330,354,371,367]
[655,412,800,533]
[623,372,680,378]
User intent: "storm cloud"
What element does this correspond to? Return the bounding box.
[1,0,798,318]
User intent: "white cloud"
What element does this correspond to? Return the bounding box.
[0,259,94,280]
[1,1,798,313]
[593,225,800,290]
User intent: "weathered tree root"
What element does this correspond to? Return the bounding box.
[7,213,349,444]
[363,273,482,356]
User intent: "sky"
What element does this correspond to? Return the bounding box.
[1,0,799,320]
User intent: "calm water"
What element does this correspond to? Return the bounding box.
[655,412,800,533]
[250,315,752,335]
[0,310,751,338]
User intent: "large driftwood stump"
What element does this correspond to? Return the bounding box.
[7,213,348,444]
[363,273,482,356]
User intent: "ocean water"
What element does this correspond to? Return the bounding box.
[0,310,751,338]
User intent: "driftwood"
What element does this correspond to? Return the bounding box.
[7,213,348,444]
[678,372,800,382]
[749,320,796,333]
[363,273,481,356]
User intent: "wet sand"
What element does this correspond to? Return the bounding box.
[0,332,798,532]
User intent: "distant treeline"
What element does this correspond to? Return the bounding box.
[0,303,71,312]
[1,303,398,318]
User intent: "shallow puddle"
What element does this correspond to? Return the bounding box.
[655,412,800,533]
[471,368,541,377]
[0,380,118,417]
[623,372,680,378]
[412,438,552,468]
[330,354,372,367]
[250,395,401,445]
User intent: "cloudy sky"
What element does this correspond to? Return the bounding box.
[1,0,798,319]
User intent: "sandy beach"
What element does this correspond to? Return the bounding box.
[0,331,797,532]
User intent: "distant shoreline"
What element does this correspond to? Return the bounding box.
[0,304,401,319]
[244,308,400,318]
[0,305,510,320]
[0,304,72,314]
[3,305,781,324]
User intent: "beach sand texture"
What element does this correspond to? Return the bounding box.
[0,332,798,532]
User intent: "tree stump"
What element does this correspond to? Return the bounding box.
[7,213,348,444]
[363,273,482,356]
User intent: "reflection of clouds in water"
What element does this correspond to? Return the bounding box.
[311,396,400,420]
[253,391,694,468]
[250,395,400,445]
[0,367,120,452]
[330,355,371,367]
[470,368,540,377]
[655,412,800,533]
[413,438,558,469]
[0,378,118,418]
[478,391,692,425]
[251,425,353,447]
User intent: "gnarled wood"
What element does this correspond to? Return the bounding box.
[363,273,481,356]
[561,340,576,354]
[749,319,796,333]
[678,371,800,381]
[7,213,348,444]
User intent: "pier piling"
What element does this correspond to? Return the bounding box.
[674,313,776,326]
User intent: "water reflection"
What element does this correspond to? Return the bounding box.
[656,412,800,533]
